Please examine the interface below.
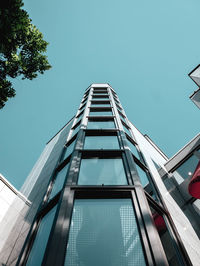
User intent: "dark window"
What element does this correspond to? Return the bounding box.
[149,205,181,266]
[49,163,69,200]
[76,110,84,119]
[26,205,57,266]
[79,103,86,111]
[62,138,76,161]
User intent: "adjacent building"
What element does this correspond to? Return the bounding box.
[0,84,199,266]
[189,64,200,109]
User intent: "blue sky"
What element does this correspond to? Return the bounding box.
[0,0,199,189]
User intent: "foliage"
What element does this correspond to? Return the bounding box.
[0,0,51,109]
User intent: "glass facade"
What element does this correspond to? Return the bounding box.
[65,199,146,266]
[26,205,57,266]
[49,163,69,200]
[87,120,115,129]
[84,136,119,150]
[78,158,127,185]
[175,154,199,181]
[89,110,113,116]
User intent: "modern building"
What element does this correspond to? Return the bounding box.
[188,64,200,109]
[0,84,199,266]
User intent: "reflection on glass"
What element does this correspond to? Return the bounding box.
[78,158,127,185]
[89,110,113,116]
[176,154,199,180]
[62,140,76,161]
[84,136,119,150]
[87,121,115,129]
[127,139,139,159]
[26,205,57,266]
[49,163,69,200]
[150,206,180,266]
[135,164,149,187]
[65,199,146,266]
[71,125,80,138]
[123,125,131,136]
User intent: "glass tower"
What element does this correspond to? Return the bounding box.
[2,84,198,266]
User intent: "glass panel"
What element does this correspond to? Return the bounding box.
[89,110,113,116]
[192,199,200,216]
[62,140,76,161]
[127,139,139,159]
[175,154,199,180]
[65,199,146,266]
[150,207,181,266]
[78,158,127,185]
[84,136,119,150]
[135,164,149,187]
[87,120,115,129]
[123,125,131,136]
[49,163,69,200]
[91,103,111,107]
[92,95,109,99]
[71,124,80,138]
[26,205,57,266]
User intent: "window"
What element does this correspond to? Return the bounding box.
[26,205,57,266]
[78,158,127,185]
[91,100,111,107]
[79,103,86,111]
[92,95,109,99]
[116,103,122,110]
[87,120,115,129]
[127,137,140,159]
[89,110,113,116]
[89,107,113,116]
[62,138,76,161]
[84,136,119,150]
[150,205,181,265]
[65,199,146,266]
[48,163,69,200]
[135,163,149,187]
[174,154,199,181]
[76,110,84,119]
[122,122,131,136]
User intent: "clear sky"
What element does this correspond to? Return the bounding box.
[0,0,199,190]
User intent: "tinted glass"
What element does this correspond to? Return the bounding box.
[135,164,149,187]
[87,120,115,129]
[49,163,69,200]
[150,207,181,266]
[91,103,111,107]
[84,136,119,149]
[89,110,113,116]
[78,158,127,185]
[71,124,80,138]
[123,124,131,136]
[26,205,57,266]
[127,139,139,159]
[175,154,199,180]
[62,140,76,161]
[92,95,109,99]
[65,199,146,266]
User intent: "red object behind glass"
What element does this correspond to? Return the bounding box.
[188,160,200,199]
